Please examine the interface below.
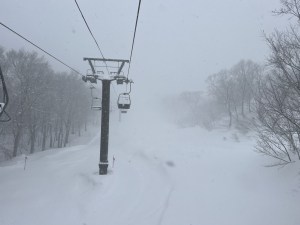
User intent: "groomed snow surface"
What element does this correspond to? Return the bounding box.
[0,107,300,225]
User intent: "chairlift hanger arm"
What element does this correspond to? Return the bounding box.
[117,62,125,75]
[87,59,96,74]
[125,79,134,94]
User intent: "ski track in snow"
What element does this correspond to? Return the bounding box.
[157,186,174,225]
[0,112,300,225]
[111,149,175,225]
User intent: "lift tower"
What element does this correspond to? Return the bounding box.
[82,57,129,175]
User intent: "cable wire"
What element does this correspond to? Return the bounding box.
[74,1,119,99]
[0,22,83,76]
[127,0,142,79]
[74,0,110,75]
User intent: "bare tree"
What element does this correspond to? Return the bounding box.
[0,47,93,159]
[273,0,300,21]
[231,60,262,115]
[207,70,238,127]
[255,73,299,165]
[5,50,50,156]
[254,0,300,165]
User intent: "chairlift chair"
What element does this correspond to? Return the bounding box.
[82,74,97,84]
[0,102,4,113]
[115,73,126,85]
[90,86,102,111]
[116,79,124,85]
[91,98,102,110]
[118,93,131,113]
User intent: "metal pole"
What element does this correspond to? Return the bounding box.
[82,57,130,175]
[99,79,111,175]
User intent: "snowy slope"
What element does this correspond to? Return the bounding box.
[0,107,300,225]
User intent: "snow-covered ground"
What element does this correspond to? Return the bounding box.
[0,105,299,225]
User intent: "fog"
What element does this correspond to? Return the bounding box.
[1,2,300,224]
[0,0,288,100]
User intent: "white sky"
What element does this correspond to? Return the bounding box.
[0,0,290,98]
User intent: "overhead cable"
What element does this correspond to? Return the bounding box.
[74,0,110,74]
[0,22,83,76]
[127,0,142,79]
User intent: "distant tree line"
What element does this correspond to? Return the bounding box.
[0,47,94,160]
[162,91,222,129]
[164,59,262,130]
[165,0,300,166]
[206,59,262,127]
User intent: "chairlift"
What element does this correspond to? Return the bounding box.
[91,98,102,110]
[117,93,131,113]
[110,72,122,84]
[0,66,10,122]
[90,86,102,111]
[82,74,97,84]
[114,72,126,85]
[116,79,124,85]
[0,103,4,113]
[117,80,133,114]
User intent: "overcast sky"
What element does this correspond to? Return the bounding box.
[0,0,290,100]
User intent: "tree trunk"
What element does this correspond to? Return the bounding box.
[78,124,81,137]
[241,99,245,116]
[248,97,252,112]
[71,123,75,135]
[64,123,71,147]
[30,132,36,154]
[49,125,53,148]
[42,125,47,151]
[228,106,232,127]
[13,130,22,157]
[234,106,239,122]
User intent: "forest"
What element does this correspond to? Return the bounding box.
[0,47,95,160]
[1,1,300,167]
